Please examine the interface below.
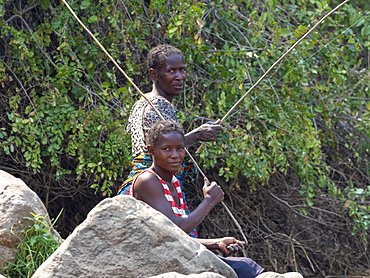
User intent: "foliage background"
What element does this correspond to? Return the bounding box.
[0,0,369,276]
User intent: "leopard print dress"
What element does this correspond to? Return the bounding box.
[127,94,179,156]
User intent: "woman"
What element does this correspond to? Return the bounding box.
[117,44,222,196]
[128,120,304,278]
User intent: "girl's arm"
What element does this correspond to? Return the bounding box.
[194,237,245,256]
[134,173,224,233]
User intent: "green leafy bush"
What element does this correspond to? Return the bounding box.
[1,213,62,278]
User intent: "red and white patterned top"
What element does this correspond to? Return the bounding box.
[130,168,188,216]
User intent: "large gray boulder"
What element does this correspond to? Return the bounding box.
[32,195,237,278]
[0,170,56,269]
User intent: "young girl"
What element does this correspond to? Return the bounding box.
[127,120,266,278]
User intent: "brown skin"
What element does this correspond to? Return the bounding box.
[133,131,245,256]
[148,53,223,147]
[149,53,186,102]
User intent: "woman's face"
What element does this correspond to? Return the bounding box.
[149,131,186,173]
[151,53,187,101]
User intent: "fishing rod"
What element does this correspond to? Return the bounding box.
[60,0,249,246]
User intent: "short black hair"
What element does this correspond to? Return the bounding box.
[146,120,185,147]
[147,44,183,71]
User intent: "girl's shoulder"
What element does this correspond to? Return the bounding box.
[133,169,165,199]
[135,169,160,187]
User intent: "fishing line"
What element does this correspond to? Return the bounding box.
[268,11,370,90]
[231,10,369,119]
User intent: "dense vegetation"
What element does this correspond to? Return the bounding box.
[1,213,61,278]
[1,0,369,276]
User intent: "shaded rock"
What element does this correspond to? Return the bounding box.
[148,272,227,278]
[32,195,237,278]
[256,272,304,278]
[256,273,285,278]
[0,170,57,269]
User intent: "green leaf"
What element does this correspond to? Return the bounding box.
[361,25,370,37]
[40,0,50,10]
[314,106,323,113]
[298,25,307,32]
[168,27,178,34]
[80,0,91,10]
[267,0,276,9]
[279,28,292,37]
[191,5,202,13]
[306,197,314,206]
[88,15,98,24]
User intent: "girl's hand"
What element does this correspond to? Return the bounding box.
[202,179,224,205]
[216,237,245,256]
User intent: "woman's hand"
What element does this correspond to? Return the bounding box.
[184,119,222,146]
[196,120,222,142]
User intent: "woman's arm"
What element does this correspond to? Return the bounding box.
[184,121,222,146]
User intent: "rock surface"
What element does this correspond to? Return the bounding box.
[32,195,237,278]
[148,272,227,278]
[0,170,54,269]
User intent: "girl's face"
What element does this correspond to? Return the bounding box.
[150,53,187,101]
[148,131,186,173]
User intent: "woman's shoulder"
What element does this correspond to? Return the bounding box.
[145,93,171,105]
[128,94,158,118]
[131,93,170,109]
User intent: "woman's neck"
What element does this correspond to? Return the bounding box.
[150,83,173,102]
